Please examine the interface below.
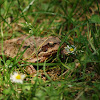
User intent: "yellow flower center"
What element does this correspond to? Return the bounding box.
[70,48,74,52]
[16,74,21,79]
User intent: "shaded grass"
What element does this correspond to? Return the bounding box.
[0,0,100,99]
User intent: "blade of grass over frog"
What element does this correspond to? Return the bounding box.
[43,60,52,81]
[13,36,28,63]
[13,46,30,66]
[30,35,40,72]
[23,36,52,61]
[14,35,34,63]
[19,62,60,67]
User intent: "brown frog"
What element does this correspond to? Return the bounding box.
[0,35,61,62]
[0,35,62,75]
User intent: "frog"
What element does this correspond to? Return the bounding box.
[0,35,63,75]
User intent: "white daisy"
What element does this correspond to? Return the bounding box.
[10,72,26,84]
[64,45,76,54]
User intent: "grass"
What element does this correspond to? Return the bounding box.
[0,0,100,99]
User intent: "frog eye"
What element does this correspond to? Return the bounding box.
[48,42,54,46]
